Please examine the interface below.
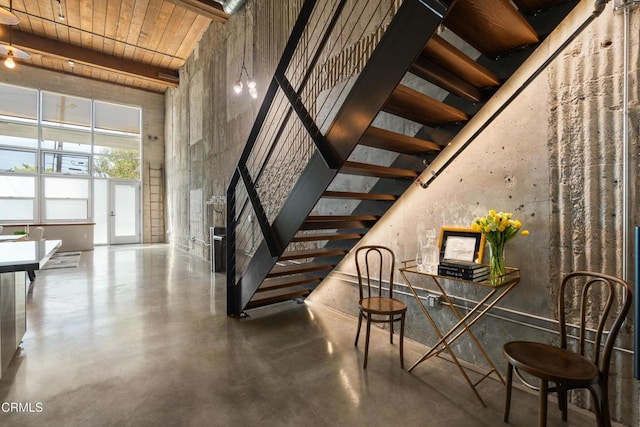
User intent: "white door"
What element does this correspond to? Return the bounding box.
[109,180,140,244]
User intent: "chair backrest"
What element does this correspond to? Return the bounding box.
[355,245,396,300]
[558,271,632,375]
[30,226,45,241]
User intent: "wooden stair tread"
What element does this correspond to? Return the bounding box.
[258,275,322,292]
[246,287,311,309]
[301,215,379,230]
[306,215,378,221]
[267,262,334,277]
[410,57,485,103]
[360,126,441,154]
[279,247,347,261]
[340,161,419,179]
[292,233,363,242]
[323,190,398,201]
[383,84,468,126]
[422,34,500,88]
[443,0,539,59]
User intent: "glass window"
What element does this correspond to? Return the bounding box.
[0,121,38,149]
[94,132,140,155]
[0,149,37,172]
[0,175,36,197]
[0,83,37,121]
[41,91,91,128]
[0,175,36,221]
[42,152,90,175]
[45,199,88,220]
[0,199,35,221]
[41,126,92,153]
[93,155,140,179]
[43,177,89,220]
[95,101,141,134]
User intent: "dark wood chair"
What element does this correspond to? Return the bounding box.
[354,245,407,369]
[503,271,632,427]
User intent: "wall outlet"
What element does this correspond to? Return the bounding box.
[427,295,442,308]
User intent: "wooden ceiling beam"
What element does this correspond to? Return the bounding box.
[0,29,180,87]
[165,0,230,23]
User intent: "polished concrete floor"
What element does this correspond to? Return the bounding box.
[0,244,607,426]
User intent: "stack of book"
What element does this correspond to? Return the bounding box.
[437,260,489,282]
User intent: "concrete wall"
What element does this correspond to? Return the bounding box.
[164,0,304,258]
[0,66,165,244]
[308,4,639,425]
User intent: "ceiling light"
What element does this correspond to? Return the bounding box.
[0,44,31,70]
[231,9,258,98]
[68,60,74,67]
[233,80,243,94]
[0,0,19,25]
[4,51,15,69]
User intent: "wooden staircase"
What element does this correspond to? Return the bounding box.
[227,0,583,316]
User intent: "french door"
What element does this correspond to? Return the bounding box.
[94,179,140,245]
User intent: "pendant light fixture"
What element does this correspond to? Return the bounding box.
[0,0,19,25]
[233,7,257,99]
[0,1,31,70]
[0,44,30,69]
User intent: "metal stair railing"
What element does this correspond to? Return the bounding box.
[226,0,448,316]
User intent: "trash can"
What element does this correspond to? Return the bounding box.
[210,227,226,272]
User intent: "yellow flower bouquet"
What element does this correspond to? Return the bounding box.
[471,210,529,284]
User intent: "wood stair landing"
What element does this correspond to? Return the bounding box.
[258,275,322,292]
[359,126,441,155]
[383,84,468,127]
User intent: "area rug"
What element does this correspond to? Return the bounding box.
[42,251,82,270]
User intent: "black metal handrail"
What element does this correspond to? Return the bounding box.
[226,0,447,316]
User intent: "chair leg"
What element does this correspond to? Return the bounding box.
[354,312,363,347]
[504,363,513,423]
[538,379,548,427]
[363,315,372,369]
[389,315,394,344]
[599,382,610,427]
[558,387,567,421]
[399,313,405,369]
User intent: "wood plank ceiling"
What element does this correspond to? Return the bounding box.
[0,0,228,93]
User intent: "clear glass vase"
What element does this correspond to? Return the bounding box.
[489,242,506,285]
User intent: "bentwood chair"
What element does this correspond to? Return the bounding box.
[354,245,407,369]
[503,271,632,427]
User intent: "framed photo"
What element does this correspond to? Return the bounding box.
[437,227,485,263]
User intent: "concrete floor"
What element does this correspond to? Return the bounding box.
[0,244,607,426]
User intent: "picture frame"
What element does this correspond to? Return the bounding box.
[437,227,485,263]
